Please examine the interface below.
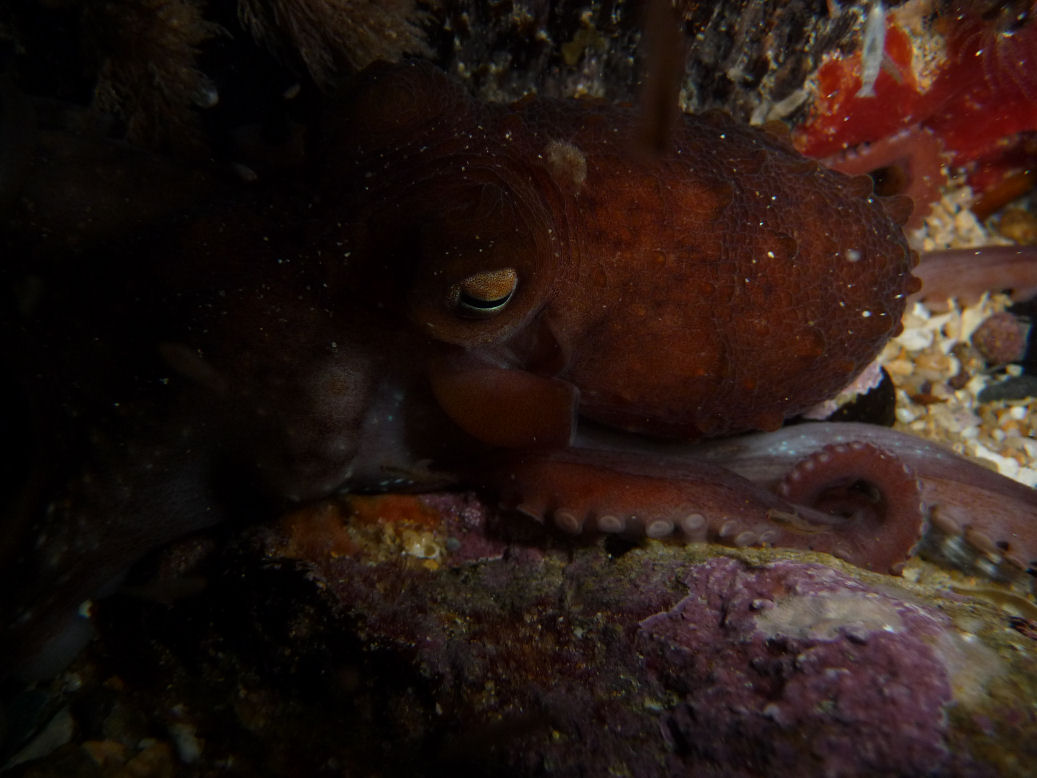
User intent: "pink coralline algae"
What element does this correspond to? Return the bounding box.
[246,500,1030,776]
[638,558,959,777]
[9,494,1035,775]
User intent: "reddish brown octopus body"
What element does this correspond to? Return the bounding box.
[339,62,919,440]
[5,61,1036,681]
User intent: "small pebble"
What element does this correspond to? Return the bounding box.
[996,207,1037,245]
[978,375,1037,403]
[971,312,1029,365]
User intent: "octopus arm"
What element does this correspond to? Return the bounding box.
[914,246,1037,307]
[484,444,924,574]
[689,421,1037,578]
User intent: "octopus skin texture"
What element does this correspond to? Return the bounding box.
[333,62,918,440]
[3,61,1035,680]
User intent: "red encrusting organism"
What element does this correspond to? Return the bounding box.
[795,1,1037,222]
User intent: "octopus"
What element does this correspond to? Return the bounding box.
[2,59,1036,681]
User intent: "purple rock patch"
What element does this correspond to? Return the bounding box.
[637,557,964,777]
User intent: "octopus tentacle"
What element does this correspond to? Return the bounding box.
[913,245,1037,308]
[486,447,922,573]
[775,442,925,575]
[923,504,1033,587]
[686,421,1037,586]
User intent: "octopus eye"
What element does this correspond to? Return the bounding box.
[450,268,518,318]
